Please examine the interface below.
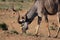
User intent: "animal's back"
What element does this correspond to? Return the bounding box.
[44,0,58,14]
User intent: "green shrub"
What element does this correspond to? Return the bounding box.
[0,23,8,30]
[10,30,19,34]
[49,25,58,30]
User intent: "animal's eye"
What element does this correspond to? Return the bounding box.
[22,17,24,19]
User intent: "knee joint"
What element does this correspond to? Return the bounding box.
[38,16,42,24]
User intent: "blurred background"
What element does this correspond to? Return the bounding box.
[0,0,35,10]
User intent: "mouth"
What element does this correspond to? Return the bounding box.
[18,19,25,24]
[19,20,25,27]
[21,23,25,27]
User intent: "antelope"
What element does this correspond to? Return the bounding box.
[18,0,60,37]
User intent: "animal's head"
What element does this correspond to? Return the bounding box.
[18,15,26,27]
[18,16,25,23]
[18,16,28,31]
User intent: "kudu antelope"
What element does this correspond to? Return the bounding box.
[18,0,60,37]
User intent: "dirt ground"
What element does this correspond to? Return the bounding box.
[0,9,60,40]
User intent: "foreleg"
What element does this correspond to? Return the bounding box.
[35,16,42,36]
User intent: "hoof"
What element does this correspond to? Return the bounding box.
[22,28,27,33]
[22,30,26,34]
[54,36,58,38]
[22,26,28,33]
[35,34,39,37]
[48,35,51,38]
[22,32,26,35]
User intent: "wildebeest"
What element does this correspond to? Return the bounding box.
[18,0,60,37]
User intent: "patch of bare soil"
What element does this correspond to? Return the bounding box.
[0,9,60,40]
